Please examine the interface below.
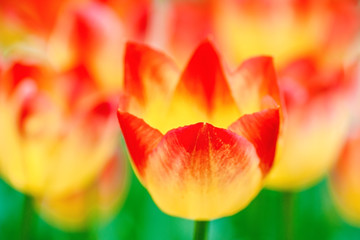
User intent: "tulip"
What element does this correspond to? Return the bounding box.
[0,52,119,199]
[330,129,360,226]
[118,40,281,220]
[265,58,357,190]
[0,1,152,91]
[159,0,359,68]
[36,152,128,230]
[47,2,126,92]
[212,0,360,68]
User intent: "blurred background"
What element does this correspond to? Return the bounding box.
[0,0,360,239]
[1,171,360,239]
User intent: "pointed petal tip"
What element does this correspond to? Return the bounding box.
[190,39,219,61]
[117,111,163,178]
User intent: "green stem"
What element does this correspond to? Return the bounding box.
[193,220,209,240]
[283,191,294,240]
[21,194,35,240]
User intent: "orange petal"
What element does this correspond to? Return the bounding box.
[117,110,163,178]
[143,123,263,220]
[228,108,280,174]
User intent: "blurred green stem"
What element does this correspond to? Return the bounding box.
[283,192,294,240]
[193,220,209,240]
[21,194,34,240]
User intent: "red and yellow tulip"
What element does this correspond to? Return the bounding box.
[331,128,360,226]
[265,58,358,190]
[118,40,281,220]
[0,51,120,198]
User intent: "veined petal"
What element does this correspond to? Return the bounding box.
[143,123,263,220]
[228,108,280,174]
[117,111,163,178]
[164,40,240,132]
[118,42,281,220]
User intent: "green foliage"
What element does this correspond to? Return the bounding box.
[1,172,360,240]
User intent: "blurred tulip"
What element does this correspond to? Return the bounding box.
[118,40,281,220]
[330,129,360,226]
[148,0,213,66]
[160,0,359,68]
[0,0,75,37]
[36,152,128,230]
[0,1,152,92]
[213,0,360,68]
[94,0,151,41]
[47,2,126,92]
[265,59,358,190]
[0,0,150,40]
[0,51,120,198]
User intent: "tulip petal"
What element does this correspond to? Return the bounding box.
[122,42,179,130]
[142,122,263,220]
[229,56,281,115]
[164,40,240,132]
[117,111,163,177]
[48,2,125,91]
[228,108,280,174]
